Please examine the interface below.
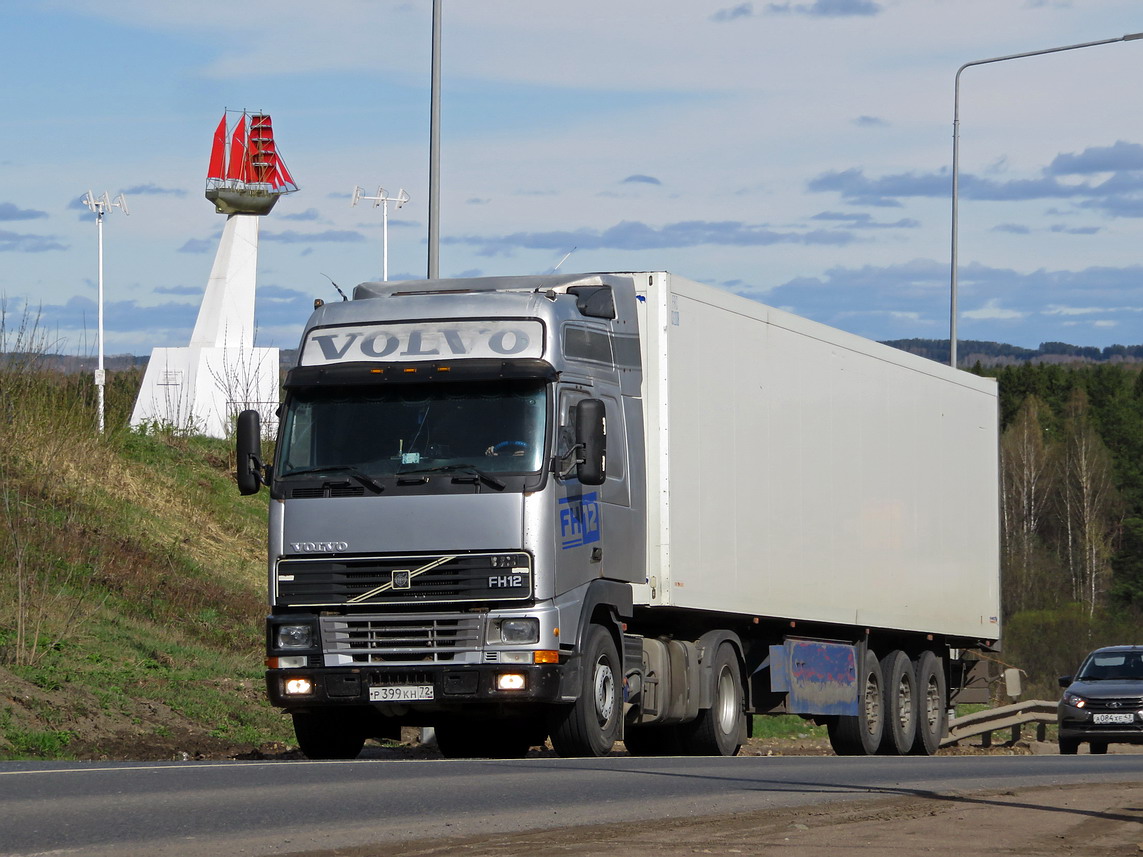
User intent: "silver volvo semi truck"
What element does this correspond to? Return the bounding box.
[236,271,1000,759]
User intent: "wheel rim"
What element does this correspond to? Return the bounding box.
[922,676,940,734]
[594,656,616,726]
[715,664,738,735]
[864,672,882,736]
[896,675,914,733]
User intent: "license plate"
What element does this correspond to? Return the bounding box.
[1093,712,1134,724]
[369,685,434,702]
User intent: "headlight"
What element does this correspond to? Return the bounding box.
[276,624,315,649]
[1062,692,1087,708]
[500,618,540,644]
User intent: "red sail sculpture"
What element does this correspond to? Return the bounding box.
[206,110,297,215]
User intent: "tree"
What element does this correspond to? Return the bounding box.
[999,396,1062,612]
[1054,388,1123,615]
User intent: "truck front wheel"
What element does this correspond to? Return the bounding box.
[548,624,621,757]
[292,711,366,760]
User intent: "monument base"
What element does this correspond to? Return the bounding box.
[130,345,279,439]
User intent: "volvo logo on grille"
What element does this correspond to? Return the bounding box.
[291,541,349,553]
[392,570,412,589]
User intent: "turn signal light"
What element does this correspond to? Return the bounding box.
[534,650,559,664]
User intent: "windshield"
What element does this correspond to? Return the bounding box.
[1077,651,1143,681]
[278,380,548,480]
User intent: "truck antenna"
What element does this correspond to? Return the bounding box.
[321,273,349,301]
[551,246,576,273]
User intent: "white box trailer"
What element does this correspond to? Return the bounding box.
[634,273,1000,640]
[238,270,1000,760]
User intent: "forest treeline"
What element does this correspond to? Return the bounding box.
[976,362,1143,692]
[885,338,1143,365]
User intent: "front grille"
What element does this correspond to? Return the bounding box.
[277,551,532,606]
[321,613,485,665]
[290,485,365,498]
[1086,697,1143,711]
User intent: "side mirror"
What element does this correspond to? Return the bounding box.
[575,398,606,486]
[236,409,265,495]
[1058,675,1073,688]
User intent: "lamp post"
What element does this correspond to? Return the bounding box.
[81,190,128,433]
[428,0,442,279]
[949,32,1143,368]
[351,186,411,281]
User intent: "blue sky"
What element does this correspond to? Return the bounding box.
[3,0,1143,355]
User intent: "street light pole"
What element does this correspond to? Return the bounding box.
[949,32,1143,369]
[81,190,128,433]
[351,186,411,281]
[428,0,442,279]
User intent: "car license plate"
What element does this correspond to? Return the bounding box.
[1093,712,1134,724]
[369,685,434,702]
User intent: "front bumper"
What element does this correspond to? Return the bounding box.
[267,663,568,710]
[1058,707,1143,744]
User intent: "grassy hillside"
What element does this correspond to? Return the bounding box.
[0,348,294,759]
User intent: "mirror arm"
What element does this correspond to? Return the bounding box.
[550,442,585,478]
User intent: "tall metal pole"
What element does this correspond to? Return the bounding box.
[95,206,105,433]
[428,0,442,279]
[82,191,127,433]
[949,33,1143,369]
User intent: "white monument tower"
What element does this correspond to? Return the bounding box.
[131,112,297,437]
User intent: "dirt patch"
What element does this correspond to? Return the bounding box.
[283,782,1143,857]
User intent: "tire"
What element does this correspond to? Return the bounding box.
[827,648,884,756]
[879,650,918,756]
[623,724,684,756]
[1089,741,1109,755]
[909,650,947,756]
[292,711,366,760]
[1058,737,1080,755]
[679,643,745,756]
[548,623,621,757]
[435,722,532,759]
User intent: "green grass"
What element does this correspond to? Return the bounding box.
[0,355,294,760]
[750,714,828,741]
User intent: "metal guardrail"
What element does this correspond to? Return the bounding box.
[942,700,1057,748]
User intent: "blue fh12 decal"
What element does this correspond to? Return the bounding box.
[559,492,601,549]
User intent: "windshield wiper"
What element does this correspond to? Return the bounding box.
[280,465,384,494]
[398,464,506,491]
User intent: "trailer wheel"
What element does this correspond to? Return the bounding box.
[909,650,947,756]
[879,650,918,755]
[827,649,884,756]
[548,624,621,757]
[292,711,366,760]
[679,643,745,756]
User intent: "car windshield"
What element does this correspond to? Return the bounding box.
[1077,652,1143,681]
[277,380,548,479]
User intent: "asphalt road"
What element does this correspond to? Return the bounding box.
[3,754,1142,857]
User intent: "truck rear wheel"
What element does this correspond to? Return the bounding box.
[292,711,366,760]
[909,650,947,756]
[548,624,621,757]
[679,643,744,756]
[879,650,917,755]
[827,649,884,756]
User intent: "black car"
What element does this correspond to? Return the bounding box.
[1057,645,1143,754]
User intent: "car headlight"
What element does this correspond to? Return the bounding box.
[499,618,540,644]
[1062,691,1087,708]
[276,624,315,649]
